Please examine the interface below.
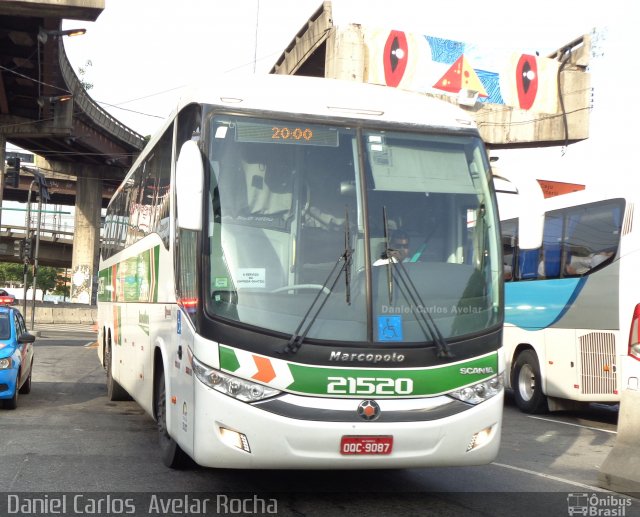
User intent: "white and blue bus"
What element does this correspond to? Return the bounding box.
[500,186,640,413]
[97,74,504,469]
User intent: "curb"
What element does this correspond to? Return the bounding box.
[598,388,640,495]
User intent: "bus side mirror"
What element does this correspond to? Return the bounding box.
[176,140,204,231]
[493,171,543,250]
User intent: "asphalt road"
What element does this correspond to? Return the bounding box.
[1,332,638,517]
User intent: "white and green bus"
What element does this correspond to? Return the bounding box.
[97,74,504,469]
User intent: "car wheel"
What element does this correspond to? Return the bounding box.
[106,343,131,401]
[155,368,190,469]
[19,361,32,395]
[512,349,547,414]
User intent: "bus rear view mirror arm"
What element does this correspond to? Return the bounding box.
[176,140,205,231]
[518,213,544,250]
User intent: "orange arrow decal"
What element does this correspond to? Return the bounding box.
[252,355,276,383]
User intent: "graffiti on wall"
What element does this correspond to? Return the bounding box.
[364,29,560,113]
[71,264,92,304]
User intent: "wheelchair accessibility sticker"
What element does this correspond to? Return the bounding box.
[377,315,403,342]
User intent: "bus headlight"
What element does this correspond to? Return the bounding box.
[192,357,281,402]
[449,374,503,405]
[0,358,12,370]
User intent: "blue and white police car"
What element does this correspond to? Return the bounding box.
[0,306,35,409]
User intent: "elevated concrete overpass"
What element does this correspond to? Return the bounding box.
[271,1,591,149]
[0,223,72,267]
[0,0,147,302]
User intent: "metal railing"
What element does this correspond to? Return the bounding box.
[1,222,75,243]
[58,40,147,151]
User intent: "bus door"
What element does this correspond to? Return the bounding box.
[167,306,196,457]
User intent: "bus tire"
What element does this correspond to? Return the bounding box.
[106,343,131,401]
[512,349,548,414]
[155,369,190,469]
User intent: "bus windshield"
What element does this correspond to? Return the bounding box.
[204,114,501,344]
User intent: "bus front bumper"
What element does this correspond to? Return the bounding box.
[189,381,503,469]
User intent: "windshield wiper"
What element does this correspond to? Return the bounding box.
[382,206,394,304]
[343,208,353,304]
[381,208,452,359]
[392,260,453,359]
[280,213,353,354]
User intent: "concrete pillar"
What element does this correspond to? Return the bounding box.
[325,24,365,82]
[71,165,102,304]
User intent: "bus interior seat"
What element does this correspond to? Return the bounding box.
[297,227,345,285]
[241,147,293,217]
[217,143,294,219]
[225,228,287,291]
[303,148,353,231]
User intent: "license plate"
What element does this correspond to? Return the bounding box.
[340,435,393,455]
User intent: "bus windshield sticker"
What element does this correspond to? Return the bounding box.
[377,315,403,342]
[236,268,266,289]
[214,277,229,288]
[215,126,228,139]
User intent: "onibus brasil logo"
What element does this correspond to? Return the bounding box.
[567,493,632,516]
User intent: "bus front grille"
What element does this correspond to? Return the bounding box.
[578,332,617,395]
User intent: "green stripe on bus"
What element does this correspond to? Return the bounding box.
[218,345,498,397]
[97,267,112,302]
[287,354,498,396]
[220,346,241,373]
[153,245,160,303]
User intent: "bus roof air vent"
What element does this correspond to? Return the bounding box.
[327,106,384,117]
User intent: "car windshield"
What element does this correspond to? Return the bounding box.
[203,115,501,344]
[0,313,11,340]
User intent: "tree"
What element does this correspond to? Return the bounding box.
[0,263,24,284]
[78,59,93,91]
[35,266,58,294]
[0,262,63,294]
[52,269,71,300]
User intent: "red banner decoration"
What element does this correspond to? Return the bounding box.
[383,30,408,87]
[516,54,538,110]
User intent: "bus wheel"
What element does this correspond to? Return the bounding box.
[512,350,547,413]
[154,369,190,469]
[106,344,131,401]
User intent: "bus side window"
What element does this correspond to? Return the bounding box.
[539,214,562,279]
[500,219,517,281]
[518,249,539,280]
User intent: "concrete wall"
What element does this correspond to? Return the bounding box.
[21,305,97,324]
